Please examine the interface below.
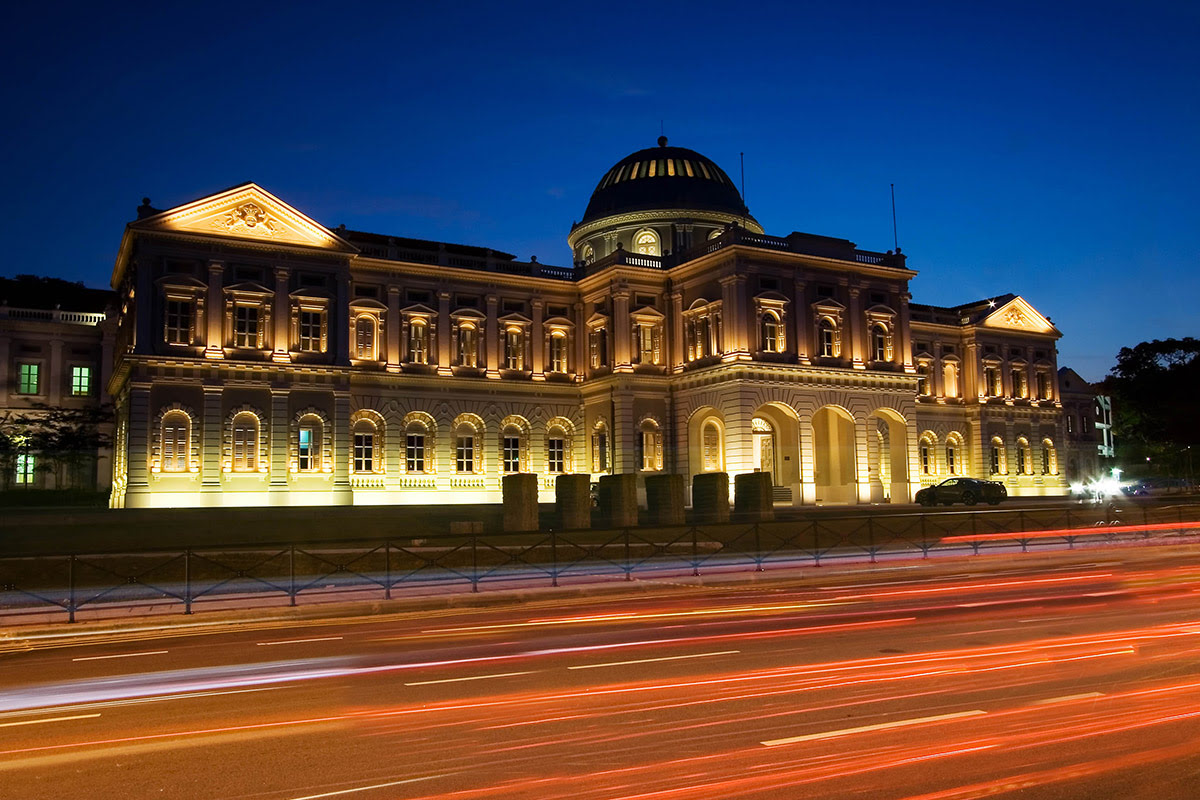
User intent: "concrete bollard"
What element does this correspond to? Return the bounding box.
[502,473,539,532]
[645,474,686,526]
[692,472,730,524]
[599,473,638,528]
[734,472,775,521]
[555,473,592,530]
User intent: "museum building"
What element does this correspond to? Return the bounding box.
[106,138,1069,508]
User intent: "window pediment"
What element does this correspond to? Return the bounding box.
[401,303,437,317]
[630,306,665,321]
[224,281,272,297]
[498,312,532,326]
[812,298,845,315]
[289,287,333,301]
[586,311,610,327]
[754,291,790,306]
[450,308,486,322]
[543,315,575,329]
[348,298,387,312]
[156,275,207,291]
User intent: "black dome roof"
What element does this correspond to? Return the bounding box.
[579,138,754,226]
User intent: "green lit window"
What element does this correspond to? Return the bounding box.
[15,454,36,485]
[71,366,92,396]
[17,363,39,395]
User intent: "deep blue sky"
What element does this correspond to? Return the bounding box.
[3,1,1196,381]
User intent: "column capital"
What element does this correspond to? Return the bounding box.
[208,261,225,274]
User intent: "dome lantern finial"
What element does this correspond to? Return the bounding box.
[657,135,668,148]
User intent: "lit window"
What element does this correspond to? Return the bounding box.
[633,229,660,256]
[408,320,429,364]
[640,422,663,471]
[354,432,374,473]
[298,425,319,471]
[70,366,91,396]
[946,442,958,474]
[458,324,478,367]
[818,319,838,358]
[165,299,193,345]
[456,435,475,473]
[1017,439,1032,475]
[762,313,780,353]
[549,332,568,373]
[917,363,931,396]
[15,454,35,485]
[406,433,426,473]
[547,435,565,473]
[943,362,960,398]
[232,414,258,472]
[161,412,189,473]
[592,429,609,473]
[17,363,39,395]
[990,438,1005,475]
[355,316,376,359]
[872,324,889,362]
[702,422,722,472]
[1036,372,1051,400]
[636,323,660,365]
[580,245,594,265]
[234,305,260,348]
[589,327,608,368]
[1041,439,1056,475]
[920,443,932,474]
[298,310,325,353]
[1012,368,1027,398]
[505,328,524,370]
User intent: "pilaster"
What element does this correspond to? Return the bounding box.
[126,383,151,492]
[612,290,632,370]
[201,386,223,491]
[854,414,872,503]
[272,267,291,363]
[437,290,452,375]
[793,280,810,364]
[204,261,225,359]
[531,298,545,379]
[485,294,500,378]
[848,286,865,369]
[386,286,401,372]
[332,392,352,501]
[47,340,64,403]
[269,389,289,491]
[668,291,684,373]
[898,292,914,371]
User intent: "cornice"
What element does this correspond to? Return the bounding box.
[568,208,764,249]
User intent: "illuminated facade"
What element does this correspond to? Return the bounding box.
[108,139,1069,508]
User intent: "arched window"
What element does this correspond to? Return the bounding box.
[580,244,594,265]
[408,319,429,364]
[990,436,1006,475]
[546,421,572,474]
[504,327,524,370]
[702,421,723,472]
[762,312,781,353]
[872,324,890,362]
[638,418,664,472]
[707,228,724,241]
[352,416,380,474]
[1017,437,1032,475]
[403,413,435,474]
[161,411,190,473]
[296,416,323,472]
[633,228,660,256]
[919,435,935,475]
[231,412,259,472]
[946,435,961,475]
[943,361,960,398]
[355,315,377,360]
[500,416,529,474]
[1041,438,1057,475]
[591,421,609,473]
[457,322,479,367]
[818,317,839,358]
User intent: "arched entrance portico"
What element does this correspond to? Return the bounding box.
[752,402,801,506]
[812,405,856,505]
[867,408,912,503]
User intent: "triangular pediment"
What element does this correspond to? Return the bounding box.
[133,183,356,253]
[981,296,1056,334]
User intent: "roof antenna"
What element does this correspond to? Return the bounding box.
[890,183,900,252]
[740,151,747,226]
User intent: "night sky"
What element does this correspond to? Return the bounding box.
[3,1,1196,381]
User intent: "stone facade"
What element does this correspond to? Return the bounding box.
[107,143,1069,509]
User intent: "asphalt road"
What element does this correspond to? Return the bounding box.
[3,545,1200,799]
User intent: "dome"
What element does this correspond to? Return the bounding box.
[578,137,756,227]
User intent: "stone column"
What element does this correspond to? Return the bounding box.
[201,386,223,494]
[133,261,153,354]
[205,261,225,359]
[573,302,586,380]
[47,339,64,403]
[612,289,631,370]
[848,286,864,368]
[854,415,872,503]
[272,267,291,363]
[386,286,401,372]
[531,298,544,379]
[965,341,980,401]
[793,280,809,363]
[798,413,817,505]
[612,388,635,474]
[334,275,350,366]
[332,391,352,503]
[668,290,684,372]
[485,294,500,378]
[269,389,290,494]
[719,274,741,356]
[437,290,452,375]
[898,291,914,371]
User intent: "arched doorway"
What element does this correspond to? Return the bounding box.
[812,405,856,504]
[868,408,911,503]
[752,402,801,506]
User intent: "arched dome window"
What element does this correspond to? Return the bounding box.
[633,228,661,257]
[580,244,594,265]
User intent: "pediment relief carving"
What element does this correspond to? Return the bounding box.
[982,297,1055,333]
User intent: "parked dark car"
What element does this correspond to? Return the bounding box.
[915,477,1007,507]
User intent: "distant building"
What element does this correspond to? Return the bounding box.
[1058,366,1114,484]
[105,139,1070,508]
[0,276,116,491]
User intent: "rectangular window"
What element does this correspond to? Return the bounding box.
[70,366,92,396]
[17,363,39,395]
[503,436,521,473]
[505,329,523,370]
[920,445,931,474]
[298,426,316,471]
[547,438,565,473]
[589,328,607,368]
[162,424,187,472]
[458,326,478,367]
[299,310,323,352]
[549,333,568,373]
[409,321,428,363]
[354,433,374,473]
[406,434,425,472]
[165,299,193,344]
[1017,448,1027,475]
[456,436,474,473]
[990,447,1001,475]
[15,453,36,485]
[946,447,957,474]
[1041,447,1051,475]
[233,424,256,471]
[594,432,608,472]
[234,305,260,348]
[641,431,663,471]
[355,317,376,359]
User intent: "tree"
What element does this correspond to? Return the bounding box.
[1100,337,1200,476]
[0,403,113,490]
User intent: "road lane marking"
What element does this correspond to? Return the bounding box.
[404,671,533,687]
[568,650,740,670]
[288,774,451,799]
[0,713,100,728]
[1033,692,1104,704]
[71,650,168,662]
[256,636,344,646]
[0,687,283,721]
[761,710,986,747]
